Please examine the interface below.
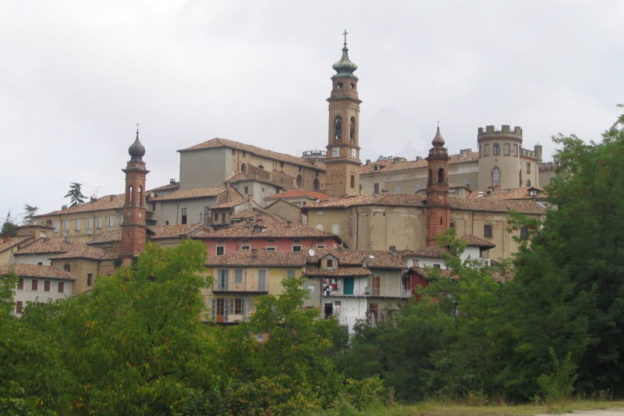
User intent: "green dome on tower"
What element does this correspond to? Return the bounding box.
[332,30,357,78]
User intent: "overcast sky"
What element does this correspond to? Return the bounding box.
[1,0,623,221]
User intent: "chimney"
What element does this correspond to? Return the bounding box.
[170,178,176,184]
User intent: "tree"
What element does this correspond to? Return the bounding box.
[64,182,86,207]
[0,212,17,238]
[21,205,38,225]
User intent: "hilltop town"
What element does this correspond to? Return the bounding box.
[1,38,553,332]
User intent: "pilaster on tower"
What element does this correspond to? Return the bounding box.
[426,126,451,247]
[324,30,362,198]
[119,128,149,267]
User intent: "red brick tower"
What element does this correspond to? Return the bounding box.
[426,126,450,247]
[119,128,149,266]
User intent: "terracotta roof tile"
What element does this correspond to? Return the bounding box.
[0,264,75,280]
[265,188,332,201]
[403,246,448,259]
[448,198,547,215]
[194,212,339,240]
[149,182,180,192]
[308,248,405,269]
[50,246,116,260]
[150,186,225,202]
[87,230,121,244]
[179,138,324,170]
[0,236,32,253]
[467,187,544,200]
[205,250,306,267]
[15,238,86,255]
[225,173,289,190]
[304,266,372,277]
[305,193,426,209]
[38,194,124,217]
[460,234,496,248]
[360,152,479,175]
[148,224,207,240]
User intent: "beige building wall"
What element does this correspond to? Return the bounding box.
[152,196,218,226]
[179,148,231,189]
[38,208,123,241]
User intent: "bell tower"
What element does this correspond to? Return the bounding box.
[119,128,149,267]
[426,126,451,247]
[324,30,362,198]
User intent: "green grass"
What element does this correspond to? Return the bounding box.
[311,400,624,416]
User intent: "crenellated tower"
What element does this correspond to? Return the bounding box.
[324,31,362,198]
[426,126,450,247]
[119,128,149,266]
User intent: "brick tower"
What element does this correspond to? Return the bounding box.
[324,31,362,198]
[426,126,450,247]
[119,128,149,266]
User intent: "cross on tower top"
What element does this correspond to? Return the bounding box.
[342,29,348,46]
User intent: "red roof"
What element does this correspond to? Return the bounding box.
[265,188,332,201]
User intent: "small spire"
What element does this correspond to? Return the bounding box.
[332,30,358,78]
[136,122,140,140]
[343,29,348,47]
[432,125,445,147]
[129,124,146,161]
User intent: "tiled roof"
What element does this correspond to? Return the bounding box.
[305,193,426,209]
[194,212,339,240]
[403,246,448,259]
[448,198,547,215]
[0,264,75,280]
[179,138,324,170]
[205,250,306,267]
[87,230,121,244]
[148,224,207,240]
[210,200,249,209]
[309,249,405,269]
[460,234,496,248]
[50,246,116,260]
[15,238,86,255]
[225,172,288,189]
[264,188,332,201]
[150,186,224,202]
[0,236,32,253]
[466,187,545,200]
[360,152,479,175]
[38,194,124,217]
[149,182,180,192]
[304,266,372,277]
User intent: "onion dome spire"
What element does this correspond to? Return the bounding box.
[128,124,146,161]
[332,29,358,78]
[432,124,445,147]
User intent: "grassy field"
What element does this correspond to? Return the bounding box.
[314,400,624,416]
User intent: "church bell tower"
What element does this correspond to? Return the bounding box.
[119,128,149,267]
[324,31,362,198]
[426,126,451,247]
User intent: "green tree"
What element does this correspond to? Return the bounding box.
[22,204,38,225]
[1,212,17,238]
[64,182,86,207]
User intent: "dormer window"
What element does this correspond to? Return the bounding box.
[327,259,334,268]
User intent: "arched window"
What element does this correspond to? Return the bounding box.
[438,168,445,184]
[313,178,320,191]
[128,185,134,205]
[428,169,433,185]
[526,179,531,187]
[349,117,356,141]
[138,186,144,207]
[492,167,501,187]
[63,263,71,272]
[334,116,342,140]
[296,175,303,187]
[350,175,355,188]
[241,163,247,174]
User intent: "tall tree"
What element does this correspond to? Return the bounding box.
[22,204,38,225]
[64,182,86,207]
[0,212,17,238]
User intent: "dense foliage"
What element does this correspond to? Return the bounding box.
[338,111,624,402]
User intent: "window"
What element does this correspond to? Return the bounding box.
[520,226,529,241]
[493,143,500,156]
[296,175,302,187]
[58,281,64,293]
[504,143,510,156]
[287,270,296,279]
[241,163,247,173]
[450,222,455,228]
[234,298,243,314]
[63,220,69,234]
[526,179,531,187]
[527,162,531,174]
[350,175,355,188]
[350,116,356,141]
[75,218,81,231]
[438,168,445,184]
[235,269,243,284]
[88,218,93,230]
[15,300,24,314]
[332,224,340,234]
[217,270,229,290]
[241,244,250,251]
[492,167,501,187]
[292,245,302,252]
[32,279,38,291]
[484,224,493,238]
[181,208,187,225]
[244,186,249,194]
[87,273,93,286]
[97,217,103,229]
[44,280,50,292]
[266,247,276,251]
[513,144,519,156]
[64,263,71,272]
[326,259,334,268]
[373,183,380,194]
[108,215,115,228]
[334,116,342,140]
[313,178,320,191]
[17,278,23,290]
[216,246,225,256]
[258,270,267,291]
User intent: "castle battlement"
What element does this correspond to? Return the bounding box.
[478,125,523,140]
